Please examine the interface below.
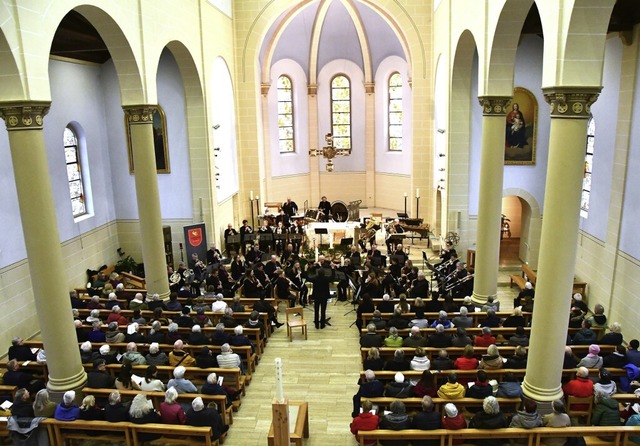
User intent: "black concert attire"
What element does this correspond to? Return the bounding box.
[258,223,273,252]
[230,258,245,281]
[280,248,297,267]
[243,276,265,298]
[449,268,471,298]
[206,247,222,266]
[254,267,271,298]
[288,266,308,306]
[382,260,405,296]
[290,222,305,253]
[245,246,262,265]
[337,262,356,302]
[254,297,281,327]
[224,227,239,256]
[318,199,332,222]
[239,223,254,255]
[386,223,405,252]
[282,200,298,217]
[410,278,430,299]
[264,260,282,282]
[346,250,361,268]
[307,267,336,328]
[514,287,535,309]
[275,213,291,229]
[392,248,408,267]
[275,276,296,308]
[273,224,287,254]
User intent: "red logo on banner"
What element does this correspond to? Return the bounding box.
[188,228,203,247]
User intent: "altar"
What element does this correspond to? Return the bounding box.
[305,221,361,248]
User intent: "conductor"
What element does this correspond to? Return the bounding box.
[307,264,336,329]
[318,196,332,222]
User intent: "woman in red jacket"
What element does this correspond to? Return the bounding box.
[350,399,379,446]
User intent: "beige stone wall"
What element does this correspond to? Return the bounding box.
[374,173,411,210]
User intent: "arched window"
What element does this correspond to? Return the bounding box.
[64,126,86,218]
[388,72,403,151]
[277,75,295,153]
[580,117,595,218]
[331,75,351,150]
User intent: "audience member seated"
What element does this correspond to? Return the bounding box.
[509,399,542,439]
[577,344,603,368]
[80,341,98,364]
[87,359,116,389]
[454,345,479,370]
[628,340,640,367]
[350,399,379,446]
[129,394,162,442]
[468,396,507,446]
[568,306,585,329]
[217,343,242,371]
[8,336,37,362]
[85,308,102,325]
[413,370,438,398]
[467,370,493,400]
[377,294,395,314]
[189,325,210,346]
[105,391,130,422]
[145,342,169,366]
[152,308,171,327]
[480,296,500,313]
[479,344,504,370]
[452,307,473,328]
[402,326,427,347]
[70,290,86,309]
[211,323,231,346]
[603,344,628,368]
[430,310,451,329]
[193,308,213,328]
[586,303,608,330]
[169,340,196,367]
[572,319,597,345]
[384,349,409,372]
[87,295,104,311]
[352,369,384,418]
[562,367,594,411]
[541,399,571,446]
[79,395,105,421]
[503,307,527,330]
[160,387,186,425]
[167,365,198,394]
[508,326,529,347]
[424,292,443,314]
[369,310,387,330]
[395,294,410,314]
[122,342,147,365]
[505,345,528,369]
[592,387,621,427]
[384,327,404,348]
[387,309,410,330]
[593,368,617,397]
[87,321,106,343]
[385,372,413,398]
[229,325,254,353]
[441,402,466,436]
[410,347,431,373]
[106,321,126,344]
[496,372,522,397]
[427,324,452,348]
[363,347,385,371]
[571,293,589,314]
[513,282,534,310]
[459,296,474,313]
[147,293,167,311]
[105,292,119,310]
[125,323,146,344]
[195,346,218,369]
[129,293,148,311]
[140,365,166,392]
[11,388,34,418]
[562,346,579,369]
[361,324,384,347]
[474,327,496,347]
[33,388,57,418]
[186,397,228,442]
[106,306,128,325]
[220,307,237,328]
[202,372,238,406]
[431,349,454,370]
[55,390,80,421]
[378,400,411,446]
[4,359,44,393]
[479,309,501,328]
[116,363,141,391]
[245,311,266,339]
[599,322,623,345]
[166,293,183,312]
[452,327,473,347]
[410,395,441,446]
[437,372,465,399]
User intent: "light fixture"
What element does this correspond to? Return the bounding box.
[438,153,446,158]
[437,128,446,134]
[309,133,351,172]
[213,124,220,130]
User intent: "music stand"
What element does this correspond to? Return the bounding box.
[340,237,353,246]
[314,227,328,247]
[397,212,409,219]
[346,277,363,323]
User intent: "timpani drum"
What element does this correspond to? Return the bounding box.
[304,209,319,221]
[330,200,349,222]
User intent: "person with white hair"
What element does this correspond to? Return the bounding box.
[430,310,452,329]
[220,307,237,328]
[600,321,624,345]
[145,342,169,366]
[403,325,427,348]
[106,305,128,325]
[85,308,102,324]
[160,387,186,425]
[79,341,97,364]
[211,323,231,346]
[87,295,104,310]
[229,325,254,353]
[129,292,148,311]
[452,306,473,328]
[167,366,198,394]
[562,367,594,411]
[211,293,228,312]
[105,321,126,344]
[169,339,196,367]
[128,394,161,441]
[427,324,453,348]
[165,322,182,345]
[409,271,430,299]
[351,369,385,418]
[104,391,129,422]
[87,320,106,344]
[377,293,395,313]
[385,372,413,398]
[188,324,209,345]
[201,372,239,405]
[186,396,228,441]
[479,344,504,370]
[54,390,80,421]
[468,396,507,445]
[571,293,589,313]
[216,343,242,371]
[360,324,384,348]
[121,341,147,365]
[514,281,535,309]
[147,293,167,311]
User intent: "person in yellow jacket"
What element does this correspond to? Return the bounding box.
[437,372,466,399]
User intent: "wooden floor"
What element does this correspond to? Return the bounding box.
[222,238,520,445]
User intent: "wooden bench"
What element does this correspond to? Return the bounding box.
[360,311,535,331]
[267,401,309,446]
[364,396,522,415]
[40,418,216,446]
[119,271,146,289]
[359,325,605,340]
[357,426,640,446]
[510,264,536,291]
[83,387,234,427]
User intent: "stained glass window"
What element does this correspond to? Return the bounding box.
[331,75,351,150]
[277,75,295,153]
[64,126,86,217]
[388,72,403,151]
[580,117,595,218]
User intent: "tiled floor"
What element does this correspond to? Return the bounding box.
[222,221,521,445]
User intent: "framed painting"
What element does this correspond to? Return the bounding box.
[126,105,170,174]
[505,87,537,165]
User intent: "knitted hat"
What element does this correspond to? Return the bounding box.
[588,344,600,356]
[463,296,472,304]
[383,294,390,301]
[394,372,404,383]
[99,345,110,355]
[444,403,458,417]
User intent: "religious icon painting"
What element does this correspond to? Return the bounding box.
[505,87,537,165]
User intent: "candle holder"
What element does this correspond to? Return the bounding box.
[404,195,407,216]
[416,196,420,220]
[250,197,255,229]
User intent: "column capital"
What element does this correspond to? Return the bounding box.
[308,84,318,96]
[0,101,51,131]
[477,96,512,116]
[123,105,157,125]
[542,86,601,119]
[261,83,271,96]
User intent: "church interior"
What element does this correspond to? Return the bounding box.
[2,0,640,444]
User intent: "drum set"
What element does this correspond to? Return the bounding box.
[304,200,355,223]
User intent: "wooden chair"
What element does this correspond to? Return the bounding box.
[286,307,307,341]
[567,395,593,425]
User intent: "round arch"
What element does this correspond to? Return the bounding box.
[502,187,541,268]
[0,29,24,101]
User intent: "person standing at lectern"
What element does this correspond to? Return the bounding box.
[224,224,239,256]
[318,196,332,222]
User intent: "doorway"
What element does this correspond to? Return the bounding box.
[500,195,522,267]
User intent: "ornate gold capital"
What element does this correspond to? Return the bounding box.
[543,87,601,119]
[478,96,512,116]
[308,84,318,96]
[123,105,156,125]
[0,102,51,131]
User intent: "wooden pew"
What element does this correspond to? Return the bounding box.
[119,271,146,289]
[510,264,536,291]
[357,426,640,446]
[359,325,605,340]
[359,311,535,331]
[83,387,233,427]
[364,396,522,415]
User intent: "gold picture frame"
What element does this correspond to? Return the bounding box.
[126,105,170,174]
[505,87,537,165]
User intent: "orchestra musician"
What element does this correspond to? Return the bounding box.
[273,221,287,255]
[230,255,246,282]
[206,244,222,268]
[386,218,405,253]
[254,263,272,297]
[288,260,308,306]
[245,244,263,265]
[239,219,253,255]
[224,223,239,256]
[337,258,356,302]
[346,244,361,267]
[275,269,297,308]
[392,244,408,267]
[367,243,382,260]
[242,269,265,298]
[444,262,472,298]
[258,220,273,253]
[318,196,332,222]
[382,256,404,297]
[409,271,430,299]
[436,240,457,267]
[362,271,383,298]
[190,253,207,294]
[264,255,282,282]
[290,219,305,253]
[281,197,298,217]
[275,209,291,229]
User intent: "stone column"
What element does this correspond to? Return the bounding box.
[364,82,375,207]
[308,84,320,202]
[123,106,170,299]
[0,102,86,396]
[522,87,601,403]
[471,97,511,306]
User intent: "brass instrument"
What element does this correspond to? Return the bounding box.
[445,273,474,292]
[169,271,182,284]
[359,217,380,242]
[434,257,455,273]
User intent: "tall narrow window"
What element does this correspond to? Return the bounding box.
[277,75,295,153]
[64,126,86,217]
[388,72,403,151]
[580,117,595,218]
[331,75,351,150]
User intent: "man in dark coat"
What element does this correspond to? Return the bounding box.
[86,359,116,389]
[411,396,442,446]
[351,369,384,418]
[307,265,336,329]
